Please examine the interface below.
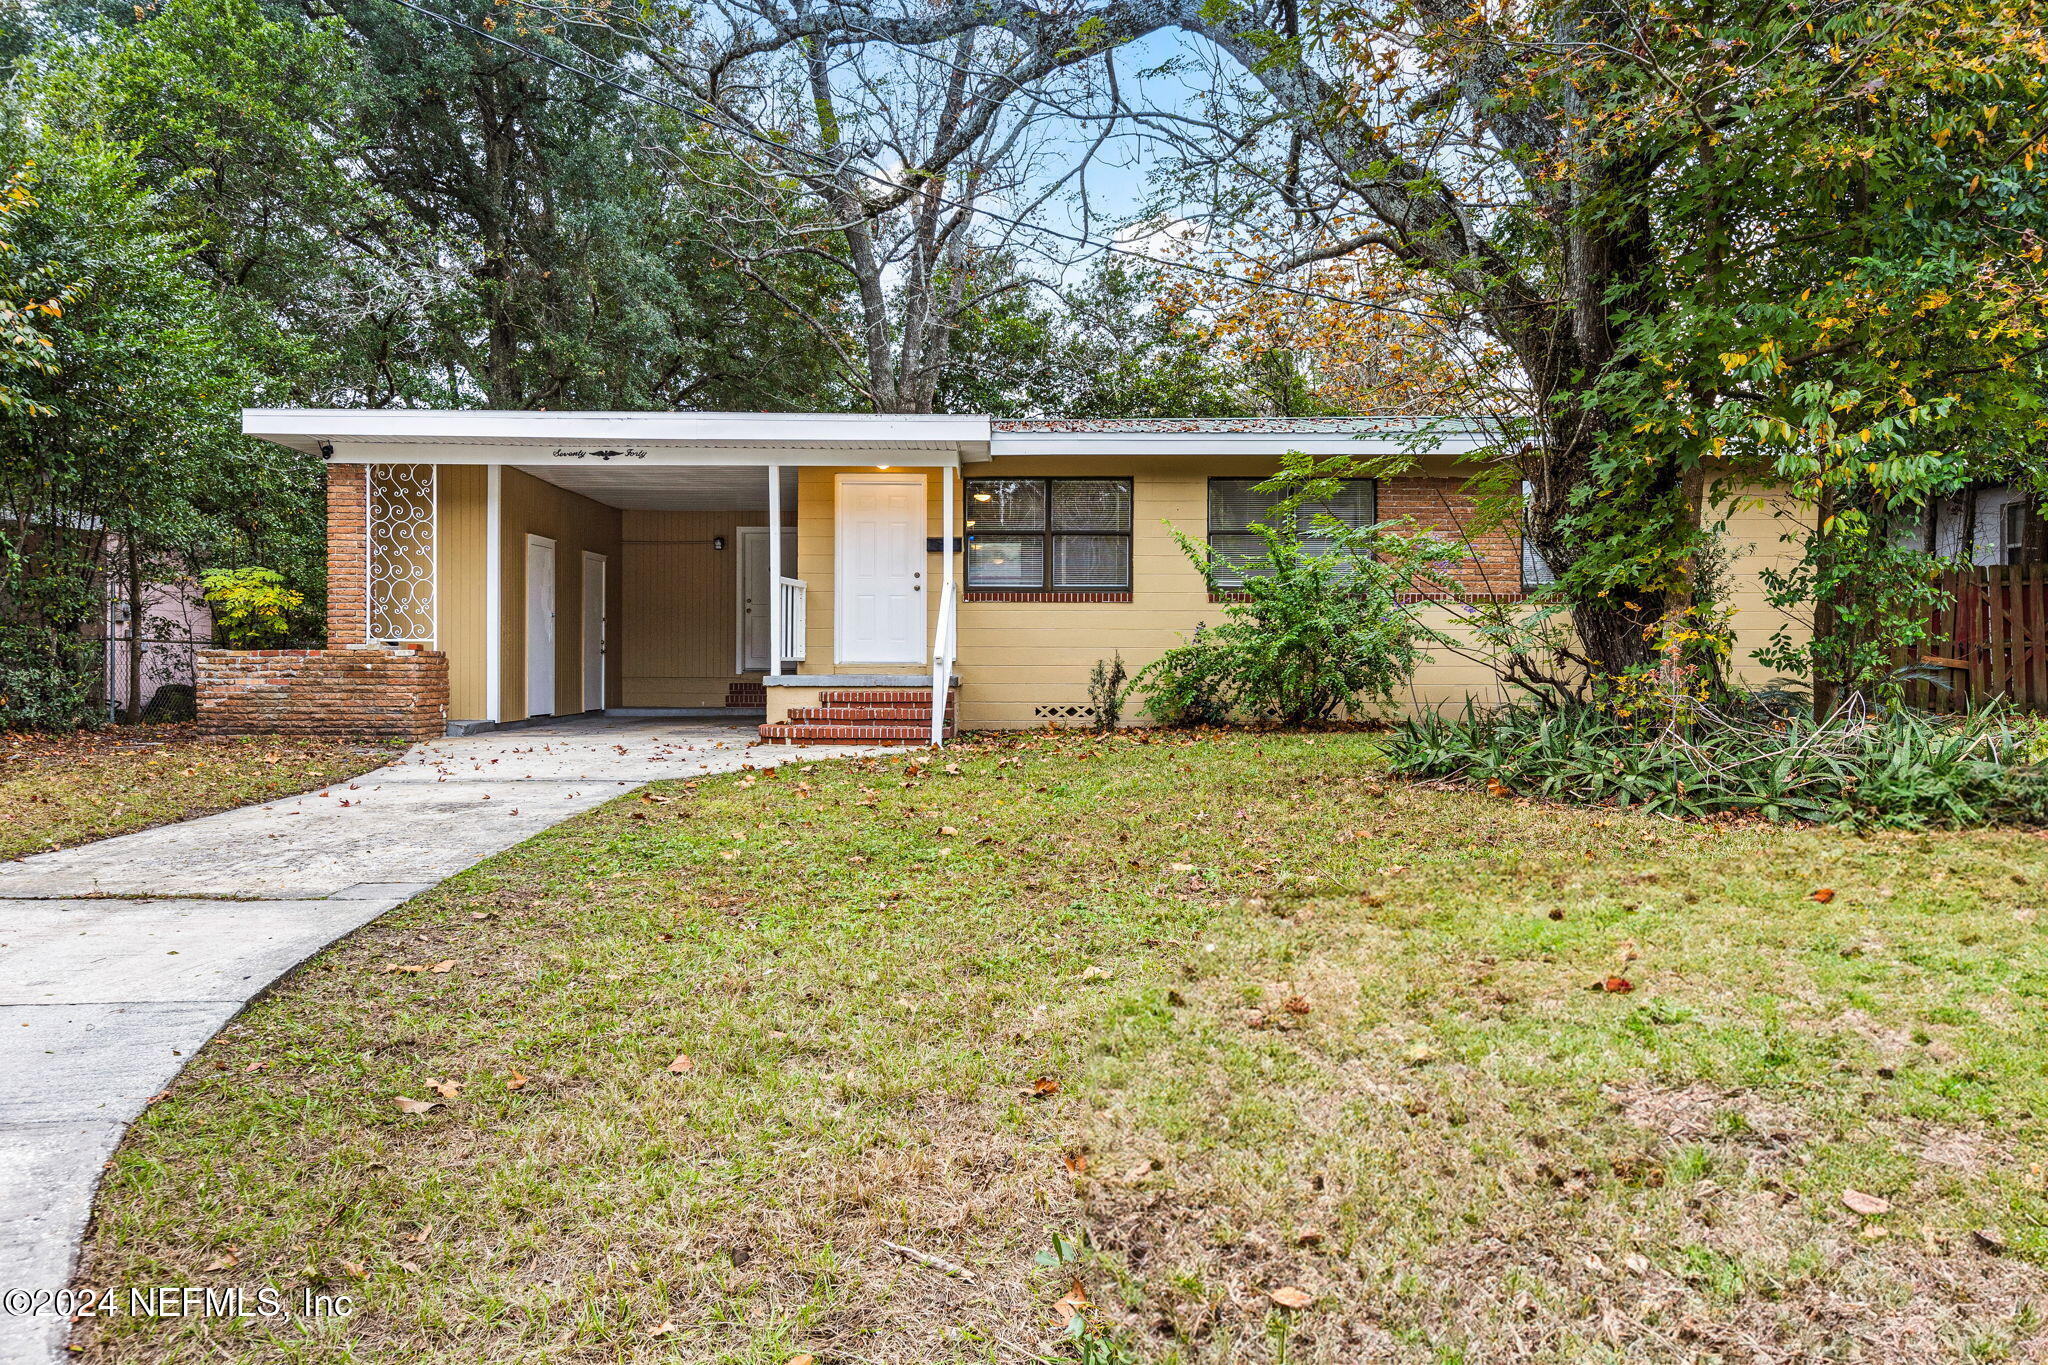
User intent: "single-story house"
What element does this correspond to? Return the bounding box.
[223,410,1808,743]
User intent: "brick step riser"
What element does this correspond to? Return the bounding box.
[758,723,954,743]
[816,689,955,707]
[789,706,940,723]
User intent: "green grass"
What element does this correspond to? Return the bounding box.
[0,726,402,860]
[74,732,2048,1363]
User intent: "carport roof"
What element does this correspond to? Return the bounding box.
[243,409,993,465]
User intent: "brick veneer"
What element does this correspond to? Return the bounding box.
[1377,475,1524,596]
[196,648,448,741]
[326,463,368,647]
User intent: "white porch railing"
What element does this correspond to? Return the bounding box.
[777,576,807,664]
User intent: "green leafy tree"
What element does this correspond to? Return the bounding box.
[0,131,254,727]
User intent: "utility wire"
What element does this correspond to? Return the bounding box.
[374,0,1458,324]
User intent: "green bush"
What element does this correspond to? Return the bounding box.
[1137,520,1457,728]
[1387,698,2048,828]
[1138,628,1236,727]
[0,625,103,730]
[200,566,305,648]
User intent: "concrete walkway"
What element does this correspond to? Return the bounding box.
[0,720,881,1364]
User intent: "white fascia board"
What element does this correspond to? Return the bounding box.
[986,429,1494,460]
[241,409,992,459]
[317,442,968,468]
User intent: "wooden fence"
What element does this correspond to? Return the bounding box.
[1905,566,2048,712]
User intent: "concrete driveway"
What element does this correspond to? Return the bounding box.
[0,719,883,1364]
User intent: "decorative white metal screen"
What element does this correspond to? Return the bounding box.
[368,464,437,644]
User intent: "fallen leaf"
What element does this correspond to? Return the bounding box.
[428,1078,462,1099]
[1599,976,1634,994]
[1842,1188,1891,1216]
[667,1053,695,1073]
[1973,1227,2008,1253]
[393,1096,440,1115]
[1030,1076,1060,1097]
[1062,1150,1090,1174]
[1283,996,1311,1015]
[1622,1253,1649,1274]
[1812,887,1837,903]
[1052,1279,1089,1327]
[647,1320,675,1337]
[503,1070,528,1091]
[1268,1286,1314,1309]
[939,825,958,836]
[202,1251,238,1272]
[428,960,455,974]
[1123,1158,1156,1182]
[787,1356,817,1365]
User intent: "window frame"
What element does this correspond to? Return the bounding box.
[1205,476,1377,588]
[963,475,1135,592]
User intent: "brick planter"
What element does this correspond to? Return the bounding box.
[197,647,448,741]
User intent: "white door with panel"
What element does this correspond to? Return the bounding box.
[737,526,772,672]
[836,474,925,664]
[525,535,556,717]
[581,550,606,712]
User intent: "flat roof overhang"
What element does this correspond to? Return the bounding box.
[242,409,993,466]
[985,424,1492,459]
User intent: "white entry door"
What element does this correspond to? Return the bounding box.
[525,535,556,717]
[836,473,925,664]
[581,551,606,712]
[737,526,772,672]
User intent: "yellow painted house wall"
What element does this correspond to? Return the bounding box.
[437,466,489,719]
[795,467,946,671]
[499,469,622,721]
[409,456,1811,732]
[1716,481,1812,686]
[618,508,789,707]
[794,459,1814,731]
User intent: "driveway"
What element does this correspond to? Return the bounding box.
[0,719,882,1364]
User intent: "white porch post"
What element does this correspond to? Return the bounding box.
[940,461,956,612]
[767,463,783,677]
[485,463,503,721]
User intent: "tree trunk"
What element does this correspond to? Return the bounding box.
[124,534,145,726]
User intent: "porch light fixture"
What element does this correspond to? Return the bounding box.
[972,491,992,501]
[713,535,726,551]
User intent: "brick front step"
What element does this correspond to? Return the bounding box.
[788,705,940,724]
[758,721,952,744]
[817,689,953,707]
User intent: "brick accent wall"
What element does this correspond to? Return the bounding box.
[196,648,447,740]
[1378,475,1523,596]
[326,464,368,647]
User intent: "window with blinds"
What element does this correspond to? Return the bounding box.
[1206,478,1375,586]
[965,477,1133,590]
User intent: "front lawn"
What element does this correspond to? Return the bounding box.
[76,733,2048,1363]
[0,726,403,860]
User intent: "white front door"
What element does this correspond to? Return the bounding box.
[836,473,925,664]
[737,526,772,672]
[525,535,556,717]
[581,551,606,712]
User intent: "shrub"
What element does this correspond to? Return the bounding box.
[1137,520,1458,727]
[1087,653,1129,731]
[0,625,102,730]
[200,566,304,648]
[1138,630,1235,727]
[1387,697,2048,828]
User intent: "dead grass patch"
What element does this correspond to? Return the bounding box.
[0,725,400,858]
